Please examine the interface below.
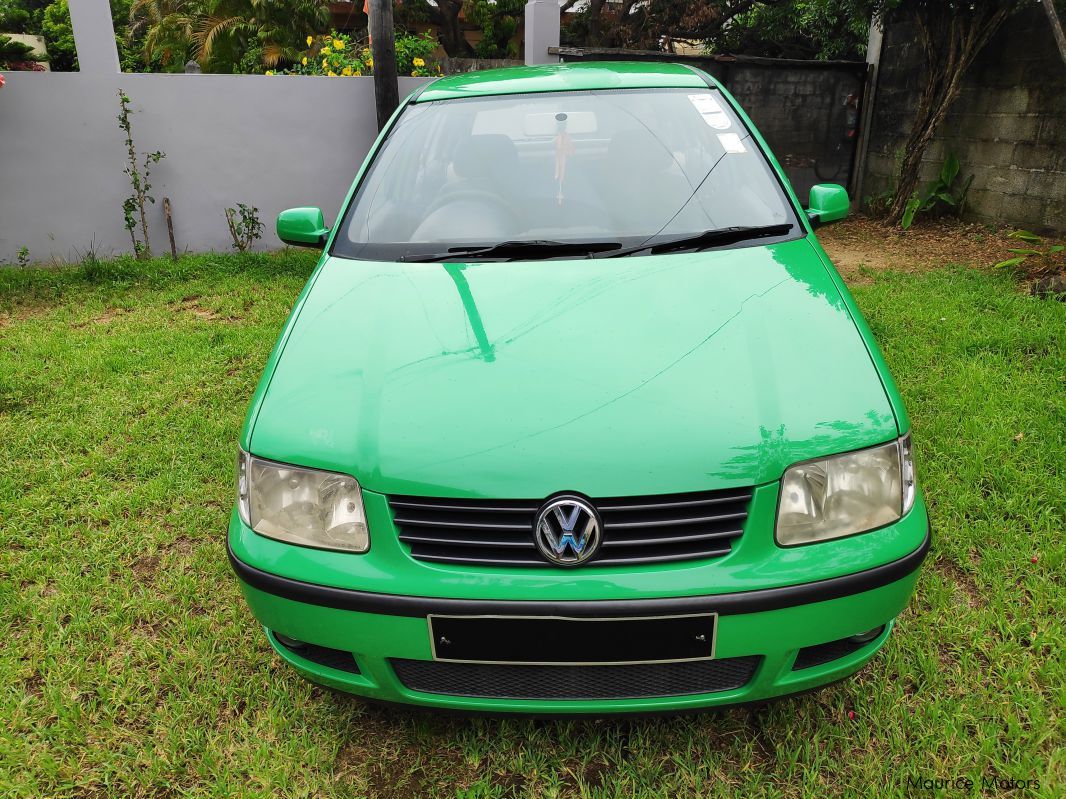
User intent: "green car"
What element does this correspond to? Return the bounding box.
[229,62,928,714]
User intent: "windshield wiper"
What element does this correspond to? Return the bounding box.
[400,239,622,263]
[594,223,795,259]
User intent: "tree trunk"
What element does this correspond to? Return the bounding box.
[606,0,640,48]
[587,0,607,47]
[885,4,1015,226]
[433,1,475,57]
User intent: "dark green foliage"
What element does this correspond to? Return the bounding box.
[465,0,524,59]
[1,1,141,72]
[128,0,330,73]
[712,0,882,59]
[900,153,975,230]
[0,31,39,67]
[38,0,75,70]
[0,0,36,32]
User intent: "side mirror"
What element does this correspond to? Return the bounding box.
[277,207,330,248]
[806,184,850,227]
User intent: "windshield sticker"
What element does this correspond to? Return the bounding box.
[688,93,731,129]
[717,133,747,153]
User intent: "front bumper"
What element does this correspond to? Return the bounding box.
[227,502,929,714]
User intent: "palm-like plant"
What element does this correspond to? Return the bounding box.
[129,0,198,71]
[194,0,330,71]
[130,0,330,73]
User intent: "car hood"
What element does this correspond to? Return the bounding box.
[249,238,898,497]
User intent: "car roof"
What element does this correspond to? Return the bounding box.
[414,61,712,103]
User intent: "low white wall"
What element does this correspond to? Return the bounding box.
[0,72,429,263]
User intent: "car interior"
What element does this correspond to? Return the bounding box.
[342,90,792,251]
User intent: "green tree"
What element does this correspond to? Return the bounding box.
[0,0,34,32]
[711,0,874,59]
[39,0,76,70]
[0,0,51,34]
[465,0,523,59]
[5,1,140,72]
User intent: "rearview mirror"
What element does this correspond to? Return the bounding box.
[806,184,849,227]
[277,207,330,248]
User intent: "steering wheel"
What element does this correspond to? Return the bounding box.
[413,189,523,242]
[422,187,519,222]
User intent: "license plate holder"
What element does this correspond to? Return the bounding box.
[428,613,716,665]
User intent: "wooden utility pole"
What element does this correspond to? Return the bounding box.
[368,0,400,130]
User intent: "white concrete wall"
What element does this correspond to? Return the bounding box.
[0,72,429,263]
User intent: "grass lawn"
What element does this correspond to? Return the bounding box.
[0,239,1062,798]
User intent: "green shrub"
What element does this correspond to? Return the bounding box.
[900,153,974,230]
[274,30,439,78]
[40,0,76,72]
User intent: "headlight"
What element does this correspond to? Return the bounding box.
[776,435,915,546]
[236,450,369,553]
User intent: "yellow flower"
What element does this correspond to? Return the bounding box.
[301,56,308,66]
[322,58,328,69]
[306,35,313,46]
[321,46,331,55]
[413,57,425,67]
[366,58,373,68]
[265,70,274,76]
[341,66,352,76]
[327,70,337,77]
[333,39,345,50]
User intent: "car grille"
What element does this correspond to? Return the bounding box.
[390,656,761,700]
[388,488,753,568]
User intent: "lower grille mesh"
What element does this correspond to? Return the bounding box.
[390,656,760,700]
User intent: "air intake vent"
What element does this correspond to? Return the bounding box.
[390,656,761,699]
[389,488,752,568]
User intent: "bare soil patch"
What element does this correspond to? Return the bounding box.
[819,217,1065,288]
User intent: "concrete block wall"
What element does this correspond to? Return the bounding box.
[724,63,865,198]
[557,50,867,201]
[863,5,1066,234]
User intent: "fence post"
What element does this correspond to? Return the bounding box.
[850,16,884,208]
[68,0,121,74]
[524,0,561,65]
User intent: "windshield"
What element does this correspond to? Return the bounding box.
[333,88,801,261]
